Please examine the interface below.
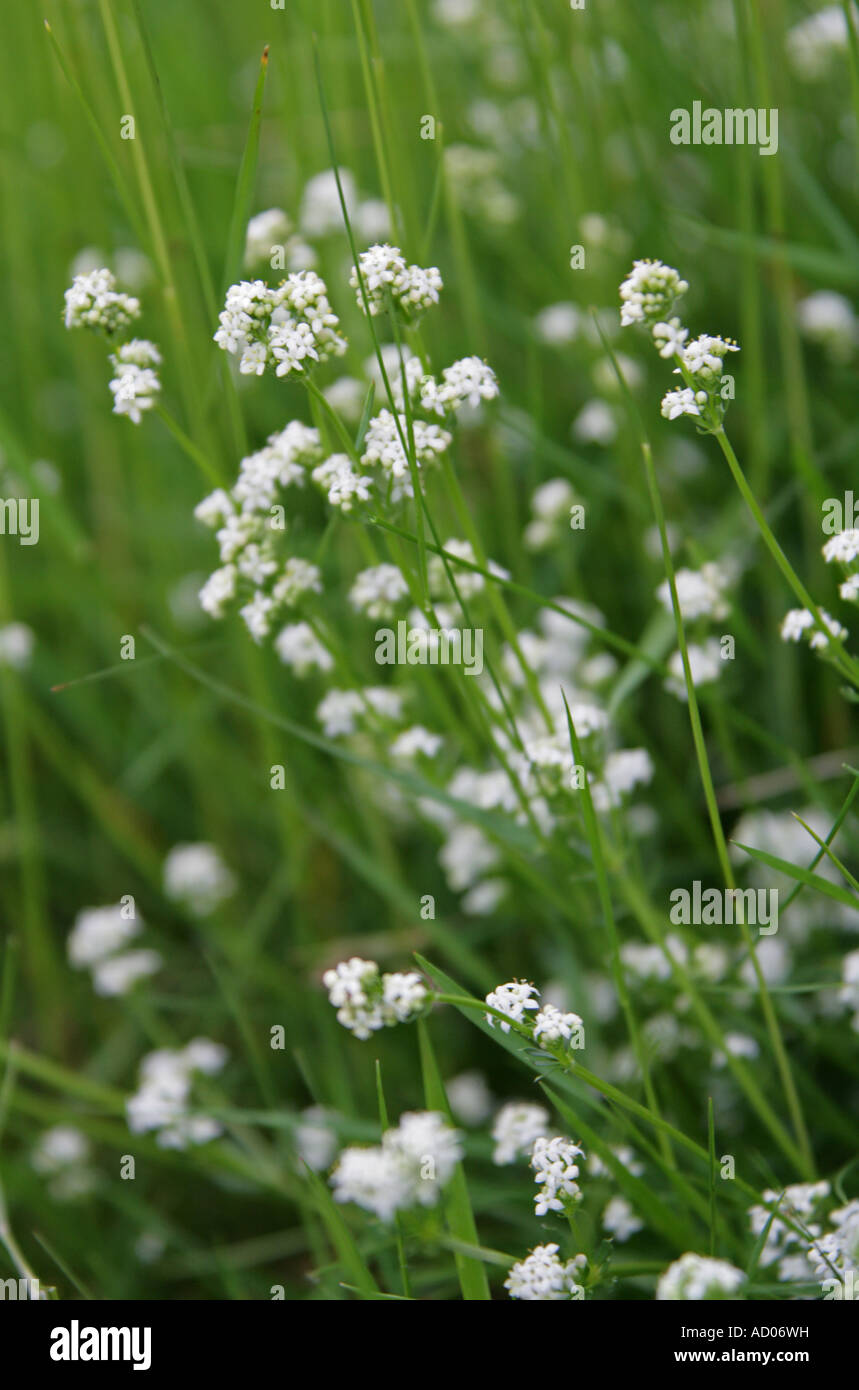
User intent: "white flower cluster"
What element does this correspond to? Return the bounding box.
[126,1039,228,1150]
[656,563,729,622]
[361,409,452,480]
[656,1252,746,1300]
[350,243,442,321]
[67,902,161,998]
[504,1244,587,1301]
[64,263,161,426]
[331,1110,462,1221]
[64,267,140,335]
[485,979,585,1054]
[163,842,236,916]
[590,747,654,812]
[0,622,34,670]
[797,291,858,362]
[195,422,328,642]
[665,637,725,701]
[31,1126,95,1201]
[323,957,429,1039]
[274,622,333,674]
[109,339,162,423]
[619,259,688,328]
[808,1199,859,1286]
[530,1134,585,1215]
[491,1101,550,1164]
[484,979,540,1032]
[244,208,316,272]
[316,685,406,739]
[349,563,410,620]
[780,607,848,652]
[524,477,577,552]
[214,273,346,378]
[747,1181,831,1284]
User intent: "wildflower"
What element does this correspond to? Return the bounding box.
[126,1040,227,1149]
[797,290,858,362]
[331,1110,462,1220]
[194,489,234,529]
[534,302,580,346]
[591,747,654,811]
[657,1252,746,1300]
[271,557,322,608]
[485,979,540,1032]
[349,564,409,620]
[0,622,35,670]
[665,639,724,699]
[679,334,740,383]
[351,243,443,320]
[245,208,292,265]
[652,317,688,358]
[491,1101,549,1165]
[447,1071,493,1126]
[439,823,501,891]
[656,563,729,621]
[163,843,236,915]
[109,342,161,424]
[322,957,428,1038]
[661,386,705,420]
[603,1196,643,1242]
[619,259,688,328]
[808,1199,859,1284]
[781,606,848,651]
[316,690,364,738]
[530,1135,585,1214]
[432,356,499,412]
[64,267,140,335]
[780,608,815,642]
[274,621,334,675]
[299,168,358,238]
[361,410,451,478]
[294,1106,337,1172]
[572,398,617,444]
[199,565,237,619]
[505,1245,587,1301]
[532,1004,584,1050]
[313,455,374,513]
[786,5,851,81]
[31,1125,90,1174]
[390,725,443,759]
[91,949,162,998]
[239,591,275,642]
[823,529,859,565]
[842,575,859,602]
[214,274,346,378]
[67,903,140,967]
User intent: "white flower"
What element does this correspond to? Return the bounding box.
[679,334,740,382]
[390,725,443,759]
[163,842,235,915]
[273,557,323,607]
[808,1199,859,1284]
[786,5,851,81]
[433,356,499,411]
[331,1110,461,1220]
[572,398,617,444]
[239,591,274,642]
[323,957,427,1037]
[797,290,858,361]
[823,530,859,565]
[780,607,815,642]
[447,1071,493,1125]
[315,689,364,738]
[661,386,704,420]
[592,747,654,811]
[657,1252,746,1300]
[67,903,140,967]
[274,622,334,674]
[64,267,140,334]
[485,979,540,1033]
[534,302,580,346]
[809,609,848,650]
[295,1106,337,1172]
[244,208,292,266]
[665,639,724,699]
[505,1244,586,1301]
[351,243,443,320]
[126,1041,226,1148]
[619,259,688,328]
[530,478,576,521]
[199,565,237,619]
[657,564,729,621]
[109,357,160,423]
[439,823,500,891]
[349,564,409,620]
[841,575,859,602]
[603,1195,643,1242]
[361,410,451,478]
[300,168,358,237]
[491,1101,549,1165]
[530,1135,585,1215]
[532,1004,584,1050]
[0,622,35,670]
[214,274,346,378]
[91,949,162,997]
[652,317,688,358]
[31,1125,91,1175]
[194,489,234,529]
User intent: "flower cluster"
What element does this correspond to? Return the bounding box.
[619,259,688,327]
[244,208,315,273]
[484,978,584,1054]
[64,267,140,335]
[780,607,848,652]
[67,902,161,998]
[504,1244,587,1301]
[350,243,443,321]
[530,1134,585,1215]
[491,1101,549,1165]
[64,263,161,425]
[323,957,429,1039]
[214,272,346,378]
[163,842,236,916]
[656,1252,746,1300]
[808,1199,859,1287]
[747,1181,831,1284]
[331,1110,462,1220]
[126,1039,228,1149]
